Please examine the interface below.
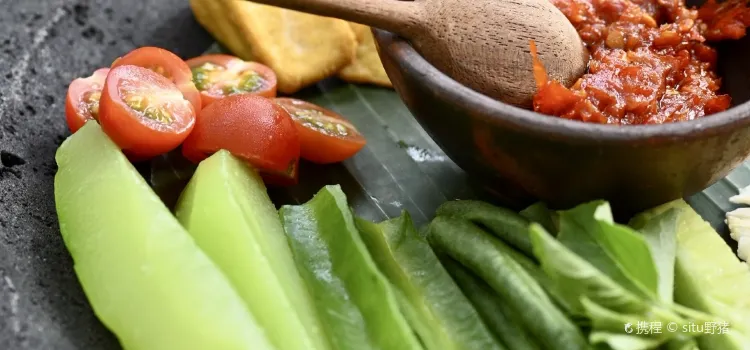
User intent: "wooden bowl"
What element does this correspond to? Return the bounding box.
[372,28,750,214]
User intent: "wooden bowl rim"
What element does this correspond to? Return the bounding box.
[373,29,750,144]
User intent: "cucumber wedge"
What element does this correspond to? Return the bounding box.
[355,212,504,350]
[631,200,750,350]
[54,122,272,350]
[175,150,330,350]
[279,185,422,350]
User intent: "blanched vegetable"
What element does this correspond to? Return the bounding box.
[435,200,533,257]
[529,223,700,349]
[629,208,680,303]
[557,201,659,300]
[427,217,588,350]
[519,202,557,234]
[355,212,503,350]
[279,185,422,350]
[175,149,330,350]
[633,200,750,349]
[440,257,540,350]
[54,122,272,350]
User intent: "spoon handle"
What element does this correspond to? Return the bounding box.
[244,0,424,36]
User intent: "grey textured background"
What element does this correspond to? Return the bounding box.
[0,0,213,348]
[1,0,748,349]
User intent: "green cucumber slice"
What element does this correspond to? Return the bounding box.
[175,149,330,350]
[279,185,422,350]
[355,212,504,350]
[54,122,272,350]
[631,200,750,350]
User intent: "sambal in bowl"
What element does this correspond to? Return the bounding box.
[373,0,750,213]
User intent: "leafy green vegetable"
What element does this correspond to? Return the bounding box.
[55,123,273,350]
[440,257,540,350]
[355,212,503,350]
[629,208,680,303]
[581,297,666,350]
[632,200,750,349]
[176,150,330,350]
[529,223,700,347]
[557,201,658,299]
[436,200,534,257]
[428,217,588,350]
[520,202,557,234]
[664,337,700,350]
[356,211,501,349]
[531,223,644,315]
[279,185,422,350]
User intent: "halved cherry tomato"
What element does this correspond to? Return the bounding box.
[181,94,300,185]
[111,46,202,114]
[65,68,110,133]
[99,65,196,161]
[185,54,277,107]
[274,98,366,164]
[259,162,299,187]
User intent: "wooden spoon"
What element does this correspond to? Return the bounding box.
[244,0,589,107]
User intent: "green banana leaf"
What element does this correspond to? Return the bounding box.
[151,43,744,255]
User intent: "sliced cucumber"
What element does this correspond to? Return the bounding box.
[355,212,503,350]
[175,149,330,350]
[54,122,272,350]
[279,185,422,350]
[631,200,750,350]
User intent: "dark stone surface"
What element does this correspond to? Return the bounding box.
[0,0,214,348]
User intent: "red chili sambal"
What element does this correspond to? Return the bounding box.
[533,0,750,125]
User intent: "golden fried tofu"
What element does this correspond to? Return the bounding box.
[338,23,392,88]
[189,0,252,59]
[222,1,357,94]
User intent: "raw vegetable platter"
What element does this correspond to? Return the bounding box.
[45,34,750,350]
[5,0,750,349]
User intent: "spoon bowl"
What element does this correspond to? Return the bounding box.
[246,0,589,107]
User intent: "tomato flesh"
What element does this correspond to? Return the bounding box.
[65,68,110,133]
[186,54,277,107]
[259,162,299,187]
[111,46,202,115]
[182,94,299,184]
[99,65,196,161]
[274,98,366,164]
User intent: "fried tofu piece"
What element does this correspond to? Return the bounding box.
[338,23,393,88]
[190,0,252,59]
[222,1,357,94]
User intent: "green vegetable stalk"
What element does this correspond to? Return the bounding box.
[436,200,534,257]
[355,212,504,350]
[427,217,589,350]
[440,257,541,350]
[279,185,422,350]
[529,223,704,349]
